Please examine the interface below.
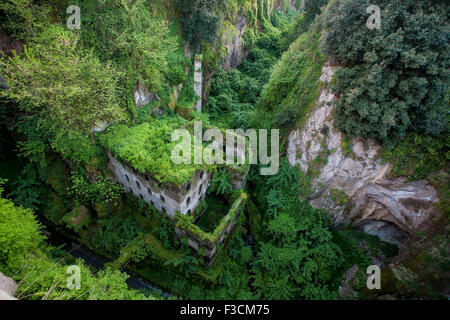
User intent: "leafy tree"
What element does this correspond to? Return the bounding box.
[322,0,449,145]
[60,0,179,93]
[0,194,151,299]
[90,213,143,257]
[0,25,125,132]
[209,168,233,196]
[104,0,177,92]
[250,159,344,299]
[70,174,122,207]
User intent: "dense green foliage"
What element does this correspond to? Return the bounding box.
[322,0,449,146]
[0,0,51,39]
[0,0,188,166]
[381,133,450,181]
[209,168,234,196]
[0,25,125,132]
[255,31,325,132]
[0,179,43,269]
[70,174,122,207]
[205,9,299,129]
[66,0,180,93]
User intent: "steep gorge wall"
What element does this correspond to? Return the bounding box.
[287,62,440,245]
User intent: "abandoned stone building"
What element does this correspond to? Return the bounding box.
[108,152,210,219]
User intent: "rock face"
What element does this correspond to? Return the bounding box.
[287,62,439,245]
[0,27,24,55]
[0,272,17,300]
[194,55,203,111]
[134,81,160,108]
[220,1,298,70]
[90,120,109,133]
[108,153,210,218]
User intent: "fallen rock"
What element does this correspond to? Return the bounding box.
[0,272,17,300]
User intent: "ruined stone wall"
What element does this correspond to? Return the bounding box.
[108,154,210,218]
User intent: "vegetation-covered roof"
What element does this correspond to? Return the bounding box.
[100,117,206,185]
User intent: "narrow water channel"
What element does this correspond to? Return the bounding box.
[44,227,172,299]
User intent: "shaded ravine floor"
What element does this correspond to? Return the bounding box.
[44,227,172,300]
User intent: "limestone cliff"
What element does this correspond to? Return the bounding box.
[287,62,440,245]
[0,272,17,300]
